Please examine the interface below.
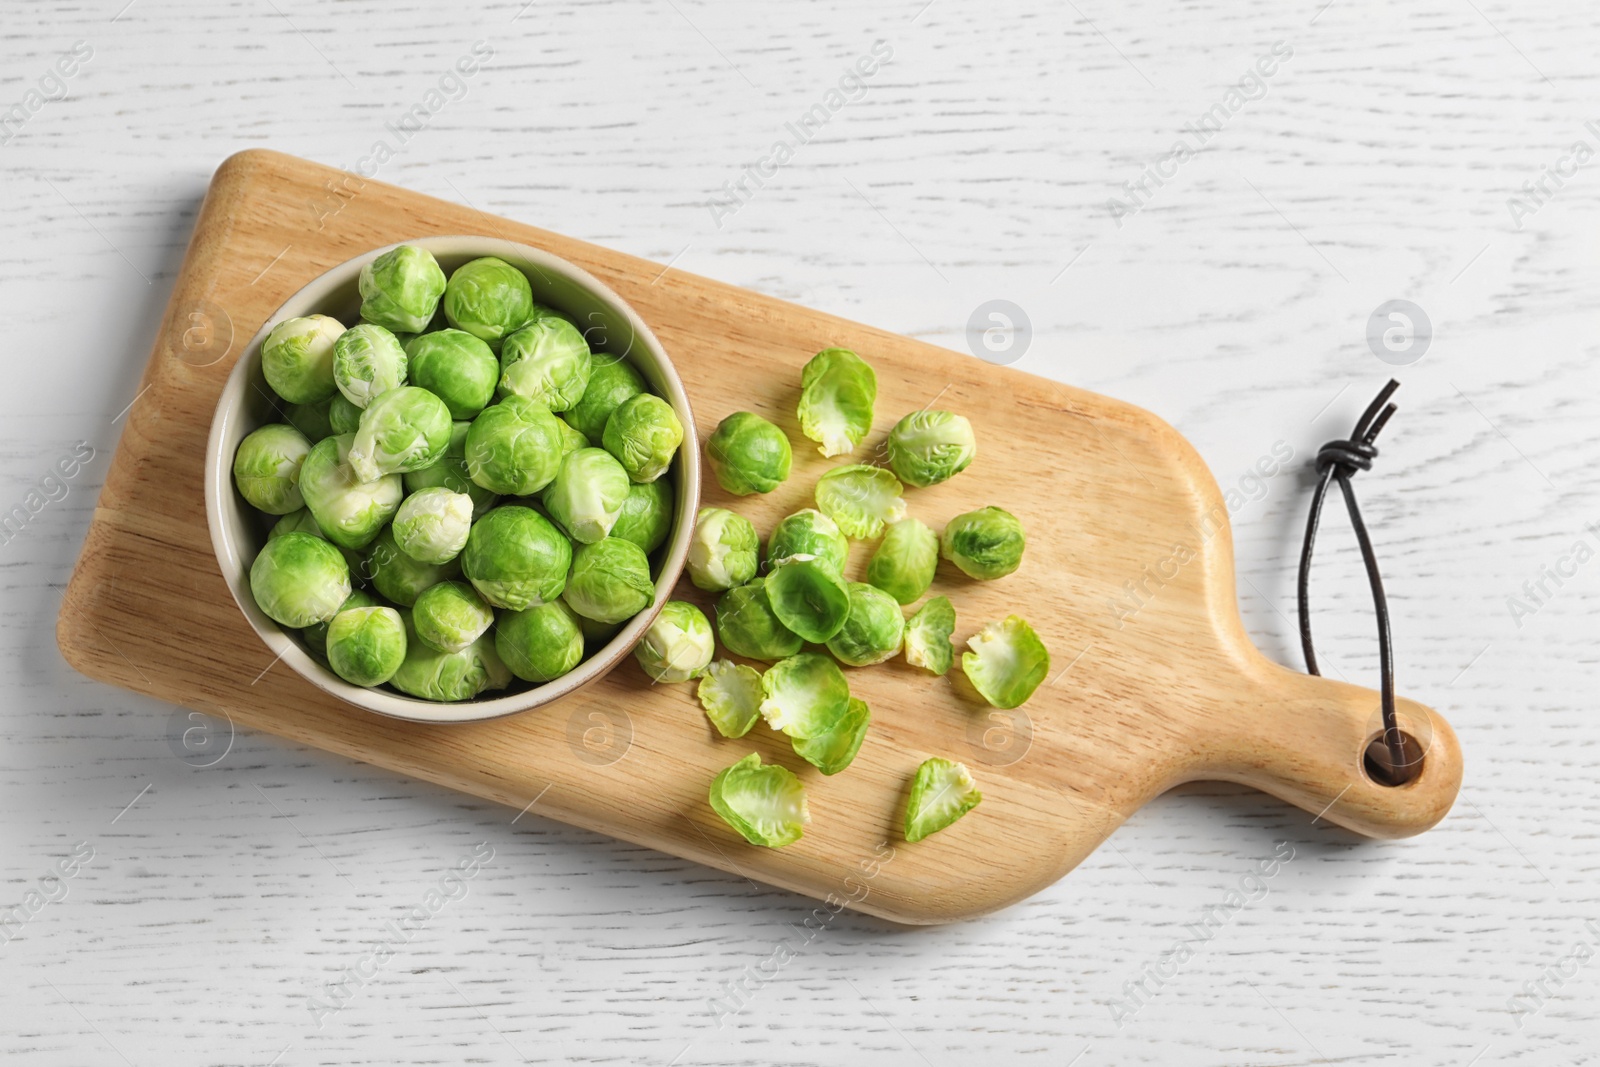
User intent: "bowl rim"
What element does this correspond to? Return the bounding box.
[203,234,699,724]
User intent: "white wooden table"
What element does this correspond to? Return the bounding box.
[3,0,1595,1062]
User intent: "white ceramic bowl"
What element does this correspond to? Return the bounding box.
[204,236,699,723]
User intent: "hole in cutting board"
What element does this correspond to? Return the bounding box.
[1362,730,1426,787]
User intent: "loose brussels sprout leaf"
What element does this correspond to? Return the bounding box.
[390,616,513,701]
[405,329,499,420]
[814,464,906,540]
[798,347,876,457]
[886,409,977,488]
[249,531,351,628]
[904,757,981,843]
[262,314,343,405]
[688,506,759,592]
[325,605,408,686]
[349,385,452,481]
[825,582,905,667]
[461,505,573,610]
[634,600,715,683]
[866,518,938,605]
[392,487,473,565]
[359,245,447,334]
[709,752,808,848]
[610,478,674,555]
[566,357,647,444]
[758,652,850,740]
[284,398,335,443]
[541,447,630,544]
[941,506,1025,580]
[364,526,461,607]
[442,256,535,348]
[332,323,408,409]
[903,595,955,675]
[300,588,377,659]
[464,395,565,496]
[707,411,791,495]
[766,558,851,643]
[233,423,312,515]
[563,536,655,624]
[715,577,803,662]
[602,392,683,484]
[298,434,404,549]
[405,421,499,518]
[961,615,1050,709]
[792,697,870,776]
[496,600,585,683]
[767,509,848,576]
[412,580,494,654]
[328,393,362,435]
[498,317,592,411]
[696,660,763,738]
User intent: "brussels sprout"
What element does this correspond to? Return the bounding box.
[688,507,759,592]
[886,410,976,488]
[697,660,763,738]
[714,578,803,662]
[364,526,461,607]
[349,385,452,481]
[903,595,955,675]
[392,487,473,564]
[359,245,447,334]
[814,464,906,540]
[766,557,850,643]
[332,323,408,409]
[634,600,715,683]
[602,393,683,484]
[962,615,1049,709]
[904,758,981,842]
[941,506,1025,580]
[706,411,791,496]
[866,518,938,605]
[461,505,572,610]
[300,588,377,659]
[563,537,654,624]
[269,507,363,574]
[325,605,407,686]
[233,423,312,514]
[496,600,585,683]
[498,317,593,411]
[577,612,623,651]
[709,752,808,848]
[405,421,499,518]
[566,357,647,444]
[443,256,534,348]
[249,531,351,628]
[766,509,849,576]
[792,697,870,776]
[825,582,905,667]
[798,347,876,457]
[758,652,850,739]
[390,618,512,702]
[262,314,343,405]
[405,329,499,420]
[611,479,674,554]
[284,398,335,442]
[554,417,589,457]
[463,395,565,496]
[412,580,493,654]
[540,447,630,544]
[298,434,404,549]
[328,393,363,435]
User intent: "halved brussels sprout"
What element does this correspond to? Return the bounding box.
[563,536,655,624]
[866,518,938,605]
[634,600,715,683]
[688,506,759,592]
[798,347,876,457]
[300,588,376,659]
[707,411,791,495]
[541,447,631,544]
[715,577,803,662]
[766,557,851,643]
[566,357,647,444]
[496,600,585,683]
[390,616,512,701]
[249,531,351,628]
[961,615,1050,709]
[405,329,499,420]
[262,314,344,405]
[442,256,534,348]
[697,660,763,738]
[332,323,408,409]
[941,506,1025,580]
[766,509,848,576]
[359,245,447,334]
[903,595,955,675]
[284,398,335,442]
[602,393,683,484]
[411,580,493,654]
[405,421,499,519]
[392,487,473,564]
[904,758,981,842]
[349,385,452,481]
[328,393,362,435]
[886,409,976,488]
[298,434,404,549]
[758,652,850,739]
[464,395,566,495]
[610,478,674,555]
[824,582,905,667]
[814,464,906,540]
[461,505,572,610]
[498,317,592,411]
[364,526,461,607]
[233,423,312,515]
[792,697,870,776]
[709,752,808,848]
[325,605,408,686]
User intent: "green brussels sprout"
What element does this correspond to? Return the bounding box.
[634,600,715,683]
[903,595,955,675]
[262,314,343,404]
[962,615,1049,709]
[688,506,759,592]
[461,505,572,610]
[792,696,870,776]
[706,411,791,495]
[498,317,593,410]
[300,588,377,659]
[758,652,850,739]
[328,393,363,435]
[814,464,906,540]
[390,617,512,702]
[404,329,499,420]
[249,531,351,627]
[602,393,683,484]
[464,395,565,496]
[824,582,905,667]
[766,509,849,576]
[798,347,876,457]
[766,557,850,643]
[611,479,674,554]
[325,605,408,686]
[332,323,409,409]
[941,506,1025,580]
[364,526,461,607]
[411,580,493,654]
[297,434,404,549]
[577,612,623,651]
[269,507,363,575]
[562,537,654,624]
[566,357,647,444]
[709,752,808,848]
[904,758,981,842]
[392,486,473,564]
[540,447,630,544]
[886,409,976,488]
[866,518,938,604]
[405,421,499,518]
[554,417,589,456]
[496,600,585,683]
[714,578,802,662]
[697,660,763,738]
[442,256,534,348]
[358,245,447,334]
[233,423,312,515]
[349,385,452,481]
[284,397,335,442]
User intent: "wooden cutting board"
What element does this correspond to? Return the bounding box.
[57,150,1462,925]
